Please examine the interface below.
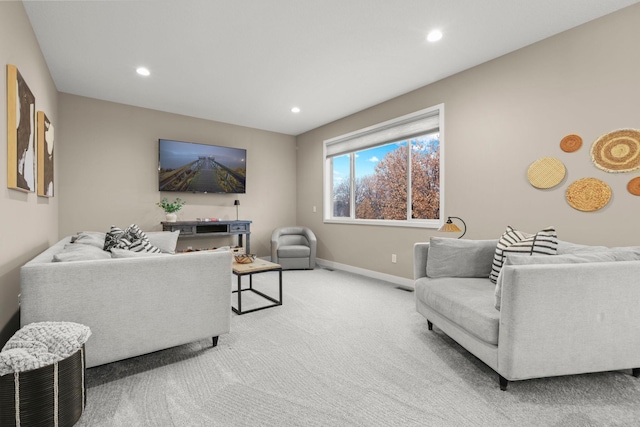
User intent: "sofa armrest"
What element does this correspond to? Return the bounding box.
[497,261,640,380]
[413,242,429,280]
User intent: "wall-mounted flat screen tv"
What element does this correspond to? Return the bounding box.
[158,139,246,193]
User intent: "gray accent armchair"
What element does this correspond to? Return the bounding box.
[271,227,317,270]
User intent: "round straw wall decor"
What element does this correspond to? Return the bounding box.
[527,157,566,189]
[560,134,582,153]
[565,178,612,212]
[590,128,640,173]
[628,176,640,196]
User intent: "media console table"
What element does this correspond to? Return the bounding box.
[161,220,252,253]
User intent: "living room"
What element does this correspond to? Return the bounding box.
[2,1,640,424]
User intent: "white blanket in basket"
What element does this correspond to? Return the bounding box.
[0,321,91,376]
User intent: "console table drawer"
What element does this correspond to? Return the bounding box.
[162,224,194,234]
[230,224,248,232]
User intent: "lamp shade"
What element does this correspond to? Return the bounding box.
[439,221,462,233]
[438,216,466,238]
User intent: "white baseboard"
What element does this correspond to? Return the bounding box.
[315,258,414,290]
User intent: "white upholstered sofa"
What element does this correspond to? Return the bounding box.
[20,231,232,368]
[414,236,640,390]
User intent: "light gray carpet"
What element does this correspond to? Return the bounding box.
[76,268,640,426]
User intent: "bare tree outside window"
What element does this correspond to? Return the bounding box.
[324,105,443,227]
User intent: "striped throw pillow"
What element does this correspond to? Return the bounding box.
[489,226,557,283]
[123,224,162,253]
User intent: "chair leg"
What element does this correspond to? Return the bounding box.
[499,375,508,391]
[427,320,433,331]
[212,336,219,347]
[632,368,640,377]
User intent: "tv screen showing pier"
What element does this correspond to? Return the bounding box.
[158,139,246,194]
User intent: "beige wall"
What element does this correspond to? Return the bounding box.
[58,94,297,256]
[3,1,640,340]
[297,4,640,280]
[0,1,59,344]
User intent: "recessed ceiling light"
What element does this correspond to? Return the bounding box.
[427,30,443,42]
[291,107,301,113]
[136,67,150,76]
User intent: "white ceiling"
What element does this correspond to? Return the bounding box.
[22,0,640,136]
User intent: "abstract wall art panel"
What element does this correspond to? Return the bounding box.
[37,111,54,197]
[7,64,36,192]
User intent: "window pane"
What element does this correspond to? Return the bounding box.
[331,155,351,217]
[324,105,443,226]
[355,141,408,220]
[411,133,440,219]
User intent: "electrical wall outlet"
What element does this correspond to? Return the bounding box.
[391,254,397,263]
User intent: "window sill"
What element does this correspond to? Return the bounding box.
[323,218,441,229]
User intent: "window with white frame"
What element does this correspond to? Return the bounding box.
[323,104,443,227]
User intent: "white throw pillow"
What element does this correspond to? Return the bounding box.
[145,230,180,254]
[426,237,497,278]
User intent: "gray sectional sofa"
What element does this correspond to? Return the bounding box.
[20,231,232,368]
[414,236,640,390]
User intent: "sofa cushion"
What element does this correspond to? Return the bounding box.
[489,226,557,283]
[426,237,497,278]
[610,246,640,260]
[52,244,112,262]
[279,235,309,246]
[278,245,311,258]
[556,240,608,254]
[416,277,499,345]
[493,251,624,310]
[145,231,180,254]
[70,231,106,249]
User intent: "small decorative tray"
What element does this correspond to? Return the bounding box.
[234,254,256,264]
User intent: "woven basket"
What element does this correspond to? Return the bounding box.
[527,157,566,189]
[590,128,640,173]
[234,254,256,264]
[565,178,612,212]
[0,345,86,427]
[628,176,640,196]
[560,134,583,153]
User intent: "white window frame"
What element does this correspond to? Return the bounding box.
[323,104,444,228]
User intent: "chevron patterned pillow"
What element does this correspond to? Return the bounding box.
[103,226,130,251]
[104,224,161,253]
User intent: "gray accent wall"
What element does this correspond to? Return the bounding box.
[296,3,640,280]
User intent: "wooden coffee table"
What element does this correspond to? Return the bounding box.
[232,258,282,315]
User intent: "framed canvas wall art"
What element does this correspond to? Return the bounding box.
[7,64,36,192]
[37,111,54,197]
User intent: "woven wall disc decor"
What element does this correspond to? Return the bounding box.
[590,128,640,173]
[527,157,566,189]
[560,134,582,152]
[628,176,640,196]
[565,178,612,211]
